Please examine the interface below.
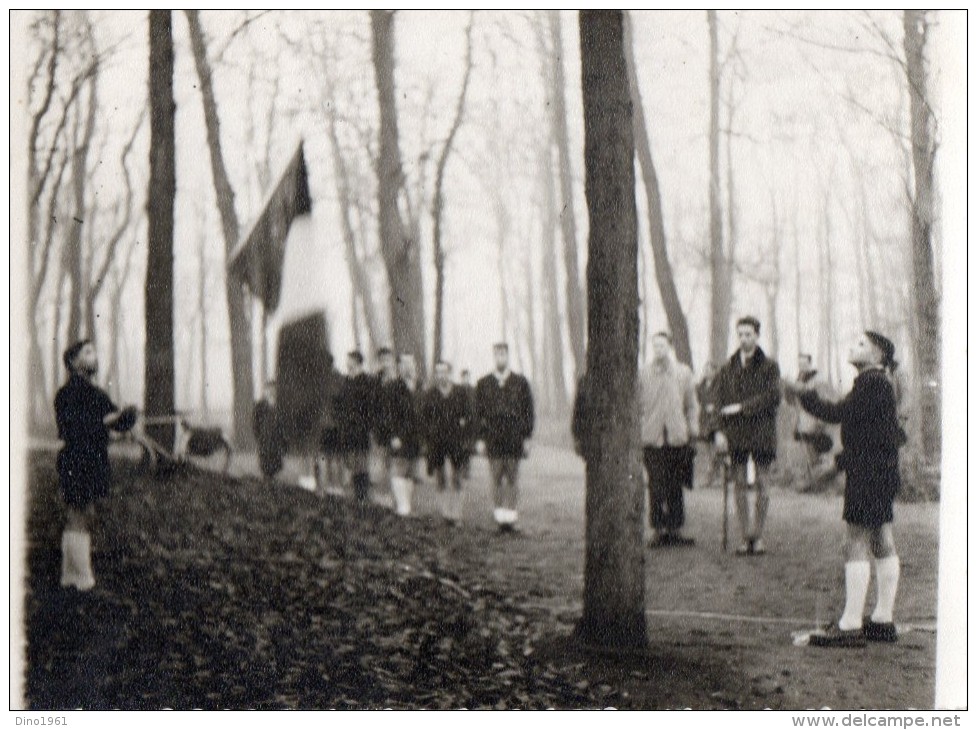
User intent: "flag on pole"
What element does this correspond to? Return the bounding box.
[228,142,312,313]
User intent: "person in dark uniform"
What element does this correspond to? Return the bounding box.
[371,347,398,493]
[335,351,375,502]
[475,342,535,533]
[253,381,285,480]
[384,353,423,516]
[422,360,474,524]
[713,316,782,555]
[54,339,138,590]
[790,331,903,647]
[457,369,477,479]
[315,357,345,494]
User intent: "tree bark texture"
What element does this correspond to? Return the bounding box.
[903,10,941,460]
[576,9,648,650]
[623,11,692,367]
[145,10,176,450]
[66,72,97,344]
[371,10,426,368]
[186,9,256,448]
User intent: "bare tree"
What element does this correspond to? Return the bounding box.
[707,10,731,365]
[371,10,426,369]
[576,9,648,650]
[85,109,144,343]
[545,10,586,382]
[903,10,940,460]
[623,11,692,366]
[432,14,475,364]
[539,143,569,413]
[186,9,256,447]
[144,9,176,450]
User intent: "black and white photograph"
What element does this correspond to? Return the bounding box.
[9,9,966,715]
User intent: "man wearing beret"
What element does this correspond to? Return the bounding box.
[790,331,903,647]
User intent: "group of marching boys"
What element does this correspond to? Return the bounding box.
[257,342,534,529]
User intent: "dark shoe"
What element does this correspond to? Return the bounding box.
[498,523,512,534]
[648,532,673,548]
[863,619,898,643]
[809,625,867,648]
[670,533,696,546]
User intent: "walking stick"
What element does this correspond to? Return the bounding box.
[721,454,730,553]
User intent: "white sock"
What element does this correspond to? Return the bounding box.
[871,555,900,623]
[391,477,411,515]
[839,560,871,630]
[61,529,95,591]
[493,507,504,524]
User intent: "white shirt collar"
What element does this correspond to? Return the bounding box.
[495,369,511,384]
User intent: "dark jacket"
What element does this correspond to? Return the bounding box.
[475,371,535,459]
[799,368,901,521]
[384,378,422,459]
[371,374,395,444]
[253,398,285,478]
[55,374,124,506]
[696,376,719,440]
[335,372,375,453]
[422,385,474,467]
[714,347,781,461]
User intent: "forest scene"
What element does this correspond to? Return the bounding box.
[12,10,964,712]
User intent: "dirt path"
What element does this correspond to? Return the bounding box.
[400,444,940,709]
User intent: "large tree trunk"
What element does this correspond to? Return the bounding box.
[547,10,587,383]
[432,16,474,364]
[576,9,648,650]
[903,10,941,460]
[623,12,693,367]
[371,10,426,368]
[144,10,176,450]
[186,9,256,448]
[707,11,730,365]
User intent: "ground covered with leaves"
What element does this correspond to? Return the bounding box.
[21,445,941,710]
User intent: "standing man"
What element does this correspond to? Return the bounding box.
[638,332,699,547]
[475,343,535,533]
[790,332,902,647]
[713,316,782,555]
[55,339,138,590]
[385,353,423,516]
[422,360,474,524]
[335,351,375,503]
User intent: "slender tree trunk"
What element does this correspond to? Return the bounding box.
[623,11,693,367]
[522,230,537,380]
[186,9,255,448]
[145,10,176,450]
[903,10,941,460]
[540,145,568,413]
[432,16,474,364]
[325,97,383,349]
[547,10,587,382]
[707,11,730,365]
[576,9,648,650]
[66,73,97,343]
[371,10,426,368]
[793,203,803,358]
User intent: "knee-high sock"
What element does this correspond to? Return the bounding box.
[871,555,900,623]
[391,477,412,516]
[61,529,95,591]
[839,560,871,630]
